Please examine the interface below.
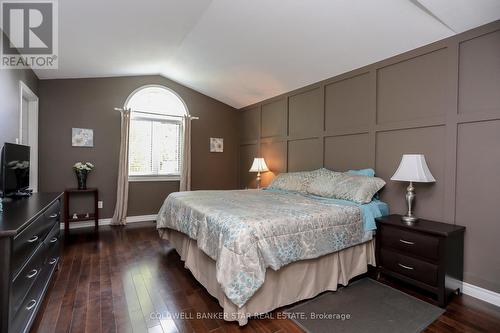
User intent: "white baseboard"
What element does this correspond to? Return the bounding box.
[462,282,500,308]
[60,214,157,230]
[126,214,157,223]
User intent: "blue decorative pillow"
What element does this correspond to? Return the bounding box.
[346,168,375,177]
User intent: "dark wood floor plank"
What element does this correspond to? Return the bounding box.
[68,242,91,333]
[84,251,101,333]
[132,270,162,328]
[185,289,221,332]
[100,244,117,333]
[141,265,180,333]
[30,223,500,333]
[108,241,134,333]
[54,252,83,333]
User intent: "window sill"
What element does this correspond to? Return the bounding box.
[128,176,180,182]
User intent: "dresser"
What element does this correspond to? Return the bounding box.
[375,214,465,307]
[0,193,63,333]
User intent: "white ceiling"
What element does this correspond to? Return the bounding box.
[35,0,500,108]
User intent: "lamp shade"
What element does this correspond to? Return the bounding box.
[391,154,435,183]
[249,158,269,173]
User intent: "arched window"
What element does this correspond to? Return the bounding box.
[125,85,188,181]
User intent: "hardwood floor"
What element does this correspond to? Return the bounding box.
[31,222,500,333]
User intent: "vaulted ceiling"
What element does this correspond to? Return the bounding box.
[35,0,500,108]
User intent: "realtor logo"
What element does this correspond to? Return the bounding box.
[1,0,58,69]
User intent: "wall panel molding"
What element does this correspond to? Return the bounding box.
[325,72,371,132]
[239,106,260,142]
[374,117,447,133]
[288,138,322,172]
[457,111,500,124]
[458,29,500,116]
[376,47,449,125]
[289,87,322,138]
[375,126,447,221]
[261,141,287,186]
[261,98,287,138]
[325,133,371,171]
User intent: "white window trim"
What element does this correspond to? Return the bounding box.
[128,175,180,182]
[125,85,189,183]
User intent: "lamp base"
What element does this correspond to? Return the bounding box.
[401,181,418,225]
[401,215,418,224]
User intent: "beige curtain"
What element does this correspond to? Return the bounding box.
[179,115,191,191]
[111,109,131,225]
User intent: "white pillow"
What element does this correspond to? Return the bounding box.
[307,171,385,204]
[267,168,329,193]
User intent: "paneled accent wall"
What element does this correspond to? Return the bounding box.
[238,21,500,294]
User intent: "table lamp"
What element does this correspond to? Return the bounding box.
[249,157,269,189]
[391,154,435,224]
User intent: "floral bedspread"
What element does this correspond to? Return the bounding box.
[156,189,365,308]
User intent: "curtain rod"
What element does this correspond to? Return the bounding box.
[114,107,199,120]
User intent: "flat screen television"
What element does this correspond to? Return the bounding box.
[0,143,31,198]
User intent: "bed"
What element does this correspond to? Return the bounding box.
[157,186,388,325]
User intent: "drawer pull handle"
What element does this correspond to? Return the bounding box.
[398,263,414,270]
[399,239,415,245]
[49,258,58,265]
[26,269,38,279]
[27,236,39,243]
[50,237,58,243]
[49,213,58,218]
[26,299,37,311]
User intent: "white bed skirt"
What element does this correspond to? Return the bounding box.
[161,229,376,325]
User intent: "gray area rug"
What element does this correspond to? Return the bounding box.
[284,278,444,333]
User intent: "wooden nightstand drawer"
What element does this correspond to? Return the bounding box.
[379,225,440,261]
[376,214,465,307]
[380,249,438,287]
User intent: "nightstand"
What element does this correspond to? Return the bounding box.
[64,188,99,236]
[375,214,465,307]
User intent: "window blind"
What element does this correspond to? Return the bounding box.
[129,115,182,177]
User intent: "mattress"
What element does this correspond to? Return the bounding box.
[157,189,386,307]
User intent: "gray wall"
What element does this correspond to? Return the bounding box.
[0,32,39,146]
[39,75,239,218]
[238,20,500,294]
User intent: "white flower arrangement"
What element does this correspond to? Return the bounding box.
[73,162,94,172]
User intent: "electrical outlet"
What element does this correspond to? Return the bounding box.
[98,201,103,209]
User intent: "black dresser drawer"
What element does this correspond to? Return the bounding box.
[12,218,51,275]
[11,243,45,315]
[11,219,59,317]
[44,220,60,248]
[14,241,61,333]
[43,200,61,222]
[11,200,60,274]
[380,249,439,287]
[44,242,60,271]
[379,225,440,261]
[10,272,47,333]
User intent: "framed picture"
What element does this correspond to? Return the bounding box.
[72,128,94,147]
[210,138,223,153]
